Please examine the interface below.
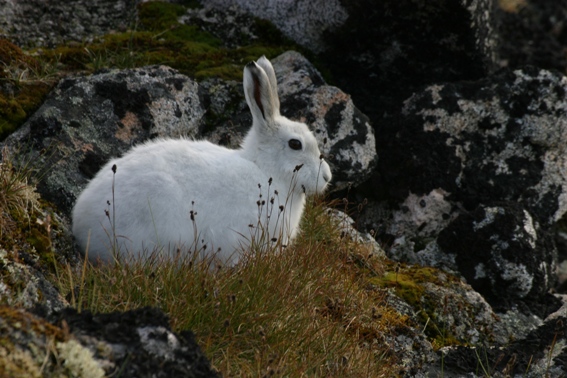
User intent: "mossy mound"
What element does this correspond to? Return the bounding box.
[41,1,297,79]
[372,260,495,349]
[0,39,53,140]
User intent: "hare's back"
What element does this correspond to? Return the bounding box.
[117,139,264,189]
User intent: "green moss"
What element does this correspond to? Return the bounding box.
[26,228,52,260]
[371,261,468,349]
[137,1,186,31]
[0,39,53,139]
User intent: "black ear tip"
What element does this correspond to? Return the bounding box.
[245,61,257,68]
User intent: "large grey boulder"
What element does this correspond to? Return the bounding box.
[272,51,377,190]
[433,295,567,378]
[2,65,204,215]
[200,0,348,53]
[0,0,136,48]
[361,66,567,316]
[437,202,558,315]
[375,66,567,226]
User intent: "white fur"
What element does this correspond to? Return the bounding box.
[72,56,332,265]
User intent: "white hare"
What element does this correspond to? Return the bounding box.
[72,56,332,265]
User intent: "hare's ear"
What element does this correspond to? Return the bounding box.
[255,56,280,111]
[243,59,280,126]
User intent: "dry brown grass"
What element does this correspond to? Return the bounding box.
[0,147,40,237]
[56,198,408,377]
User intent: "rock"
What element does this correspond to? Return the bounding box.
[201,0,348,53]
[496,1,567,72]
[326,208,386,258]
[319,0,494,123]
[180,5,264,49]
[52,307,220,378]
[360,66,567,315]
[0,0,136,48]
[0,249,68,315]
[432,295,567,378]
[374,66,567,225]
[186,51,378,191]
[0,306,219,377]
[272,51,377,190]
[362,65,567,236]
[2,65,205,215]
[437,202,559,316]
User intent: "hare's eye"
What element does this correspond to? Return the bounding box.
[288,139,302,151]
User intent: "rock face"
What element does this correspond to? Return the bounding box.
[272,52,377,190]
[0,0,137,48]
[434,296,567,378]
[387,67,567,226]
[3,65,205,215]
[361,67,567,316]
[202,0,348,52]
[437,203,558,315]
[1,306,218,377]
[53,307,220,378]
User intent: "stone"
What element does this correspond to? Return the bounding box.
[319,0,494,124]
[202,0,348,53]
[374,67,567,226]
[2,65,205,215]
[437,202,559,316]
[0,249,68,315]
[0,0,136,48]
[272,51,378,190]
[0,306,219,377]
[432,295,567,378]
[496,0,567,72]
[52,307,220,378]
[196,51,378,191]
[180,5,263,49]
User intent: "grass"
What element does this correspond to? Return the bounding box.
[54,197,407,377]
[0,147,41,238]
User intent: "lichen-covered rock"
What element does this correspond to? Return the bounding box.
[361,66,567,315]
[0,306,218,378]
[180,4,264,49]
[0,0,137,48]
[196,51,378,191]
[437,202,559,316]
[326,208,386,258]
[52,307,220,378]
[201,0,348,53]
[0,249,67,315]
[2,65,205,215]
[376,67,567,226]
[272,51,377,190]
[378,263,502,347]
[432,295,567,378]
[497,1,567,72]
[319,0,493,124]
